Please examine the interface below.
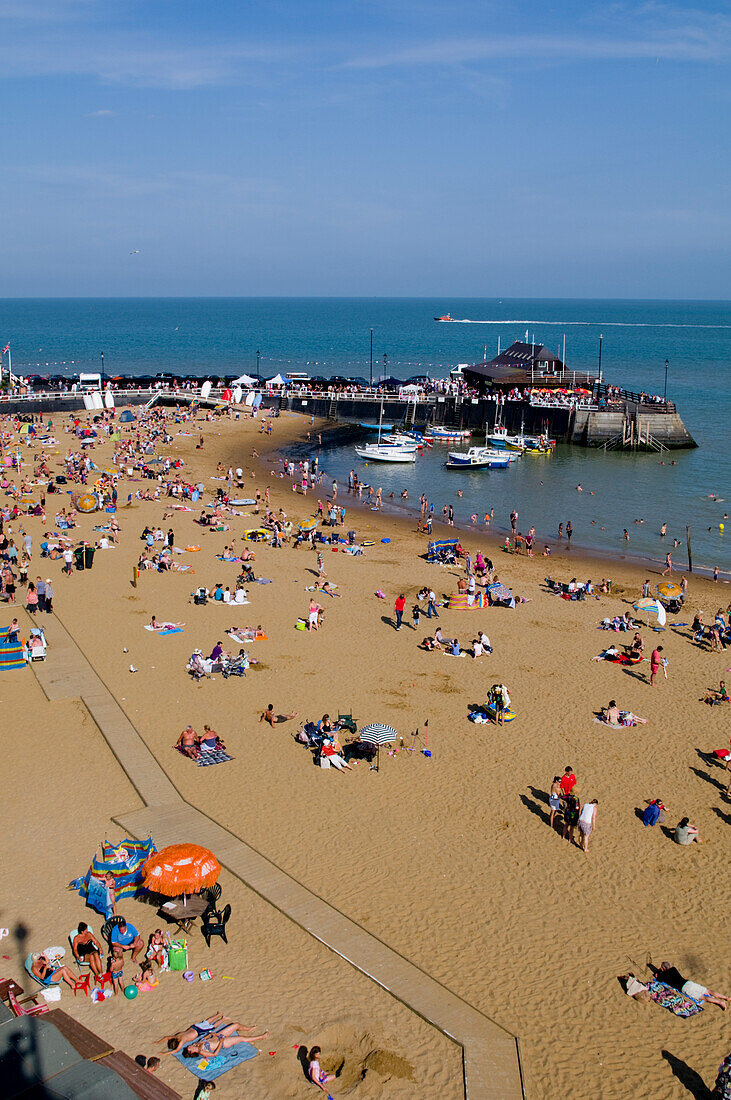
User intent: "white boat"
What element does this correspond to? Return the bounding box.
[387,432,421,449]
[354,444,416,463]
[354,395,417,462]
[445,447,510,469]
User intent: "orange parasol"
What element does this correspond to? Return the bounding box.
[142,843,220,897]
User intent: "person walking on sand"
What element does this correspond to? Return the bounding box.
[549,776,562,829]
[394,593,405,631]
[662,552,672,575]
[578,799,598,852]
[559,766,577,798]
[650,645,664,686]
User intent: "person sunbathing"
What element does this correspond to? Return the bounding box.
[652,961,727,1008]
[31,954,80,989]
[150,615,185,630]
[158,1015,239,1054]
[593,645,621,661]
[603,700,648,726]
[625,632,645,659]
[176,725,199,758]
[182,1022,269,1058]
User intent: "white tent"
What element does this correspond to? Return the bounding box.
[231,374,257,386]
[265,373,289,387]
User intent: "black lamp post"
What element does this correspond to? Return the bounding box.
[664,359,669,404]
[370,328,373,389]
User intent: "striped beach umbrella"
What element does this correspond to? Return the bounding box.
[633,598,667,627]
[359,723,398,773]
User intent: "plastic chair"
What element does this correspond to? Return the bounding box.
[202,904,231,947]
[7,988,49,1017]
[201,884,222,918]
[101,915,124,949]
[337,710,356,734]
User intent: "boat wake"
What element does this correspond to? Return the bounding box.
[437,319,731,329]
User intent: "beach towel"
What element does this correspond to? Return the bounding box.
[173,1028,258,1080]
[174,745,233,766]
[255,578,273,584]
[144,625,184,635]
[226,630,267,643]
[647,979,703,1017]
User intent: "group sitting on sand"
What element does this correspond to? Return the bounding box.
[175,723,227,758]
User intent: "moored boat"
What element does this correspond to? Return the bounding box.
[354,444,416,463]
[425,426,472,442]
[445,447,510,469]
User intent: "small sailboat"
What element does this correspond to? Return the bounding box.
[354,396,417,463]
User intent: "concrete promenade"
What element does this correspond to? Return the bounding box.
[30,609,526,1100]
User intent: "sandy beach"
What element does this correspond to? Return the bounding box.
[2,403,730,1099]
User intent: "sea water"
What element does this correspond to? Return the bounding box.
[0,297,728,571]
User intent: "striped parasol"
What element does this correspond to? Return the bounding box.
[359,723,398,745]
[359,723,398,773]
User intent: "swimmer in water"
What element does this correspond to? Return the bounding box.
[576,485,583,492]
[624,529,630,540]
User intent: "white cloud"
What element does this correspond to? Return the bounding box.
[86,108,116,116]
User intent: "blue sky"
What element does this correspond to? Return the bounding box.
[1,0,729,296]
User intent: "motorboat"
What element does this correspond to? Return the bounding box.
[354,444,416,463]
[445,447,510,469]
[358,421,394,432]
[425,426,472,441]
[387,432,421,449]
[434,313,454,322]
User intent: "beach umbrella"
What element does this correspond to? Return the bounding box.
[656,582,682,600]
[633,598,667,627]
[359,722,398,773]
[141,843,220,899]
[298,517,318,533]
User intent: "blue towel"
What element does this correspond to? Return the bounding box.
[173,1029,258,1080]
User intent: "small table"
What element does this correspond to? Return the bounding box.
[159,896,207,935]
[0,978,24,1002]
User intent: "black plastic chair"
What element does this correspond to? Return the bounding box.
[202,903,231,947]
[101,915,125,947]
[201,884,222,917]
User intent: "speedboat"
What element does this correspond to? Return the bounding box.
[354,444,416,463]
[446,447,510,469]
[434,314,454,322]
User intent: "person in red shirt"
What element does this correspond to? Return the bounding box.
[394,594,406,631]
[650,645,664,686]
[559,767,577,798]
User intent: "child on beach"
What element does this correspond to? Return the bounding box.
[109,953,125,995]
[133,960,159,992]
[147,929,169,969]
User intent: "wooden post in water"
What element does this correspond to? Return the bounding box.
[686,525,693,574]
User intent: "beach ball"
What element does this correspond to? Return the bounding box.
[123,984,138,1000]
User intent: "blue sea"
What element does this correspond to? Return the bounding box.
[0,297,728,573]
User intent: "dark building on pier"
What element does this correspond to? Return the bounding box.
[463,341,568,390]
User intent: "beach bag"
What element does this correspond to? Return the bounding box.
[167,940,188,971]
[40,986,62,1003]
